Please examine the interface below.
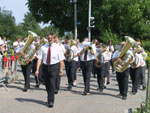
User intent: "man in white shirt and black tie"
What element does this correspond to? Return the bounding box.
[35,33,64,108]
[79,38,96,95]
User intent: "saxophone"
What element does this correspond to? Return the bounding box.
[114,36,138,72]
[18,31,47,65]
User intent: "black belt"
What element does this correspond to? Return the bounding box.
[43,63,60,67]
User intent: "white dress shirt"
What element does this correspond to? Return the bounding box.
[38,43,65,65]
[141,51,147,67]
[112,50,120,59]
[71,45,79,61]
[106,45,114,56]
[80,44,96,61]
[56,43,65,54]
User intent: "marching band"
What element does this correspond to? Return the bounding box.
[0,32,148,108]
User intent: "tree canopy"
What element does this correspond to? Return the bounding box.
[27,0,150,42]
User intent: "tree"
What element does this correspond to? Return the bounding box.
[0,8,17,41]
[21,12,40,36]
[27,0,150,42]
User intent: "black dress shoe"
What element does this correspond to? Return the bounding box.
[132,92,137,95]
[99,89,103,92]
[23,88,27,92]
[55,91,58,94]
[47,102,54,108]
[103,86,107,89]
[82,92,90,96]
[82,92,87,95]
[67,85,72,90]
[107,82,110,85]
[44,102,54,108]
[122,96,127,100]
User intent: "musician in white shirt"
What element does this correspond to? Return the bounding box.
[79,38,96,95]
[0,37,4,55]
[35,33,64,108]
[64,39,80,90]
[103,47,111,88]
[15,41,34,92]
[54,35,65,93]
[130,47,144,95]
[140,47,147,90]
[112,41,134,100]
[95,44,106,92]
[106,40,115,73]
[13,37,21,52]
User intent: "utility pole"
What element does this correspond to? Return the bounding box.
[88,0,91,42]
[74,0,77,40]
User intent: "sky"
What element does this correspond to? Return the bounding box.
[0,0,29,24]
[0,0,48,27]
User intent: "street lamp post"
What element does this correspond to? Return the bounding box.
[70,0,78,40]
[74,0,77,40]
[88,0,91,42]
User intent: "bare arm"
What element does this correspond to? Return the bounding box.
[90,49,96,55]
[59,60,64,76]
[0,46,4,55]
[35,59,42,77]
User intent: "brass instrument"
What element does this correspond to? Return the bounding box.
[131,46,142,68]
[65,49,74,62]
[65,40,75,62]
[18,31,47,65]
[114,36,138,72]
[86,46,93,52]
[95,50,105,67]
[95,45,107,67]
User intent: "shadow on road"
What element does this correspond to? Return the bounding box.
[15,98,45,106]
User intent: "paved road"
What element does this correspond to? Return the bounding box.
[0,67,146,113]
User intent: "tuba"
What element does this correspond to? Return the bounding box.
[18,31,47,65]
[114,36,138,72]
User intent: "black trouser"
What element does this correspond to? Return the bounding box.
[116,68,129,97]
[96,64,105,89]
[110,59,115,72]
[65,60,76,86]
[74,61,79,81]
[92,61,96,77]
[55,72,60,92]
[104,62,110,82]
[32,59,43,84]
[130,66,142,93]
[43,63,60,103]
[139,66,146,88]
[80,60,93,93]
[21,62,33,89]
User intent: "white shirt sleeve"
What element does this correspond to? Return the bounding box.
[37,47,43,60]
[57,46,65,61]
[112,50,120,59]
